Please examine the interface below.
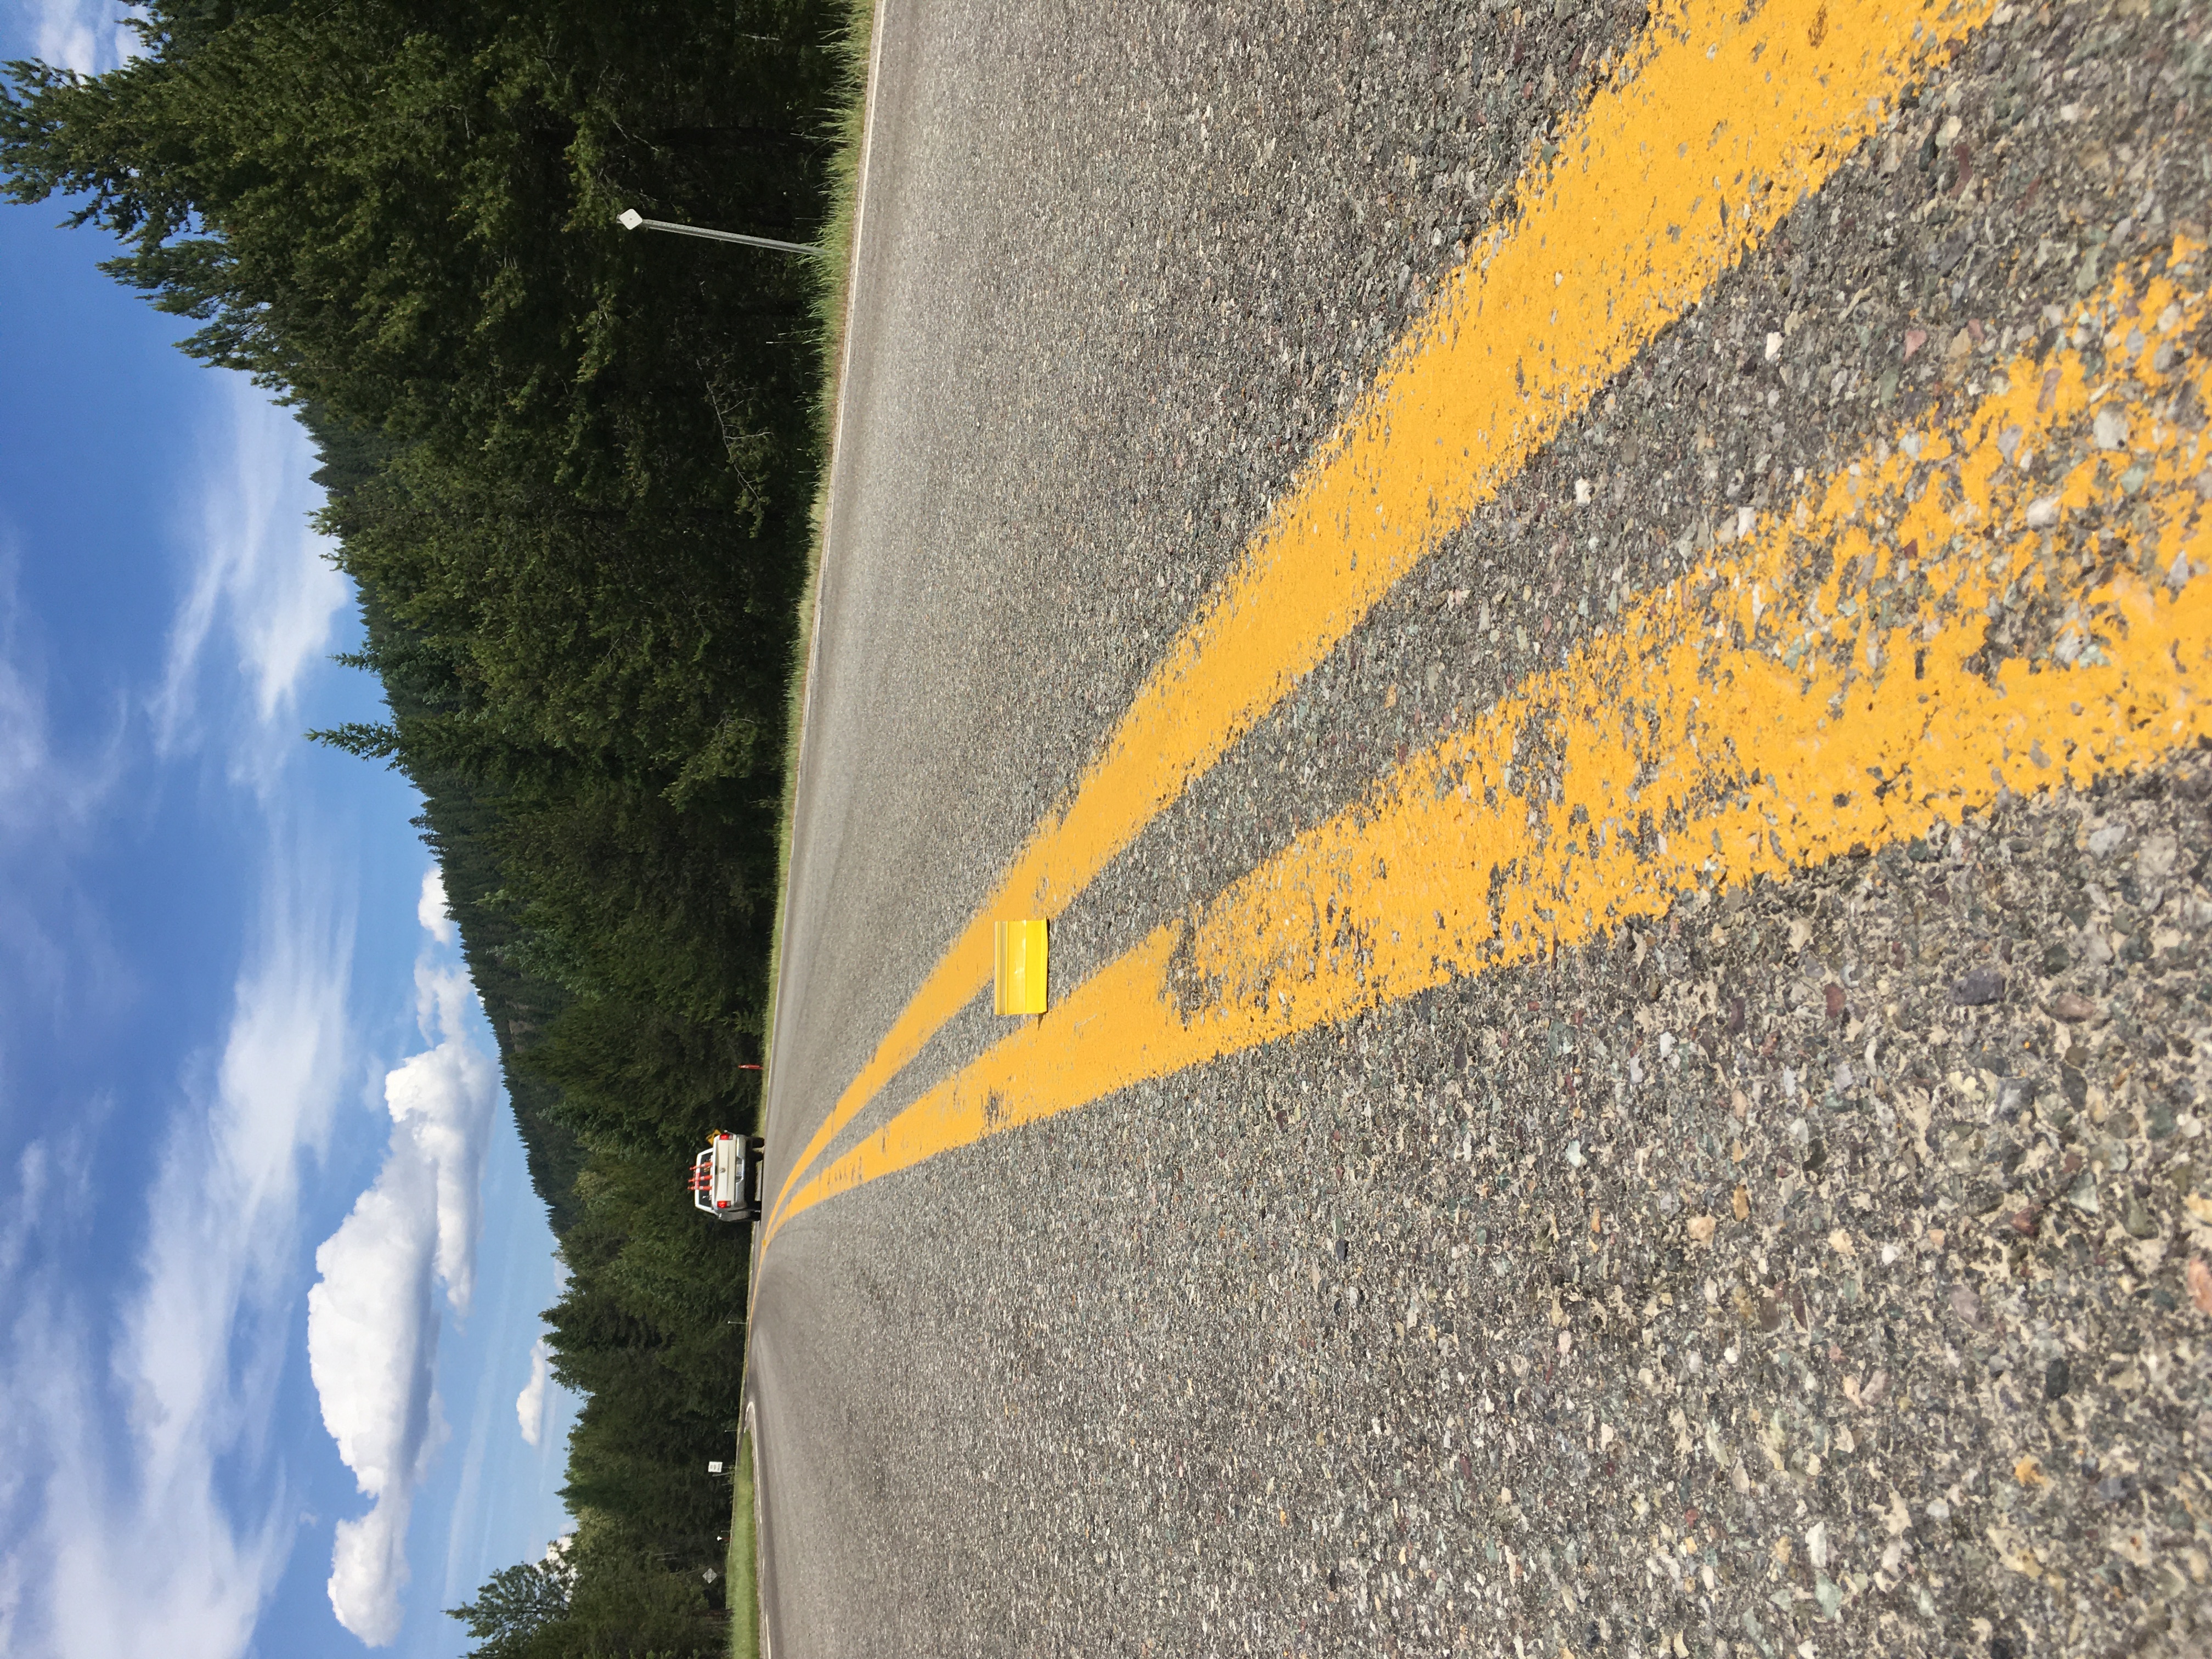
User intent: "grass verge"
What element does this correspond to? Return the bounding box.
[760,0,882,1082]
[726,1422,760,1659]
[735,22,876,1645]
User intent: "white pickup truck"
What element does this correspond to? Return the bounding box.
[688,1132,765,1223]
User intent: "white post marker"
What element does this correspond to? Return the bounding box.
[616,207,821,256]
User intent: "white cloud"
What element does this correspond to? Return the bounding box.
[0,349,512,1659]
[328,1492,418,1649]
[0,549,124,842]
[116,878,351,1466]
[2,1282,292,1659]
[0,850,504,1657]
[0,572,135,1066]
[403,963,498,1312]
[27,0,144,76]
[417,867,457,946]
[0,628,46,808]
[308,957,500,1645]
[515,1339,551,1448]
[0,1139,50,1285]
[0,351,377,1656]
[0,849,354,1659]
[154,379,349,780]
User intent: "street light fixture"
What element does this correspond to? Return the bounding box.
[615,207,821,257]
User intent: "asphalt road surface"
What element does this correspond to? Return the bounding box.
[751,1,2212,1655]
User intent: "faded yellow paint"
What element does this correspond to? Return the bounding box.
[765,0,1994,1237]
[764,251,2212,1242]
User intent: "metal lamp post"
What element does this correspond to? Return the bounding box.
[616,207,821,257]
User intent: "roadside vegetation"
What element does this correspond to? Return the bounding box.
[0,1,873,1652]
[768,0,876,1039]
[726,1425,761,1659]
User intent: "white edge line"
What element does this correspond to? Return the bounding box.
[746,1397,773,1659]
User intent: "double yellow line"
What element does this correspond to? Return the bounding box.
[766,0,2013,1246]
[771,252,2212,1237]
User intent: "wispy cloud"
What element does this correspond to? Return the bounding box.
[309,919,501,1645]
[0,369,405,1657]
[1,1279,293,1659]
[24,0,144,76]
[153,379,349,783]
[0,845,353,1659]
[0,561,128,1045]
[0,545,125,842]
[0,622,46,811]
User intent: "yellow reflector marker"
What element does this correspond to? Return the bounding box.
[763,251,2212,1245]
[765,0,1997,1242]
[993,920,1048,1016]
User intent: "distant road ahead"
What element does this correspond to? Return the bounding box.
[754,2,2212,1654]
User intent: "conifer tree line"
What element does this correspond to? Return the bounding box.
[3,3,843,1649]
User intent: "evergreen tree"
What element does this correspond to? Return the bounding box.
[448,1554,573,1659]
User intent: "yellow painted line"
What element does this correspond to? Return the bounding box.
[765,248,2212,1240]
[767,0,1996,1235]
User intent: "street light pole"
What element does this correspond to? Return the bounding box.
[616,207,821,257]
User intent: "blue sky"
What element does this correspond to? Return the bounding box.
[0,4,578,1655]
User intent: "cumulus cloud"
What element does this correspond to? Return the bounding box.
[417,867,458,946]
[308,947,500,1645]
[154,380,349,777]
[515,1339,552,1448]
[0,854,353,1659]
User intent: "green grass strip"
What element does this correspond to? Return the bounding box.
[725,1421,760,1659]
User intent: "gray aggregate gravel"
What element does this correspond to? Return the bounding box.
[754,1,2212,1654]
